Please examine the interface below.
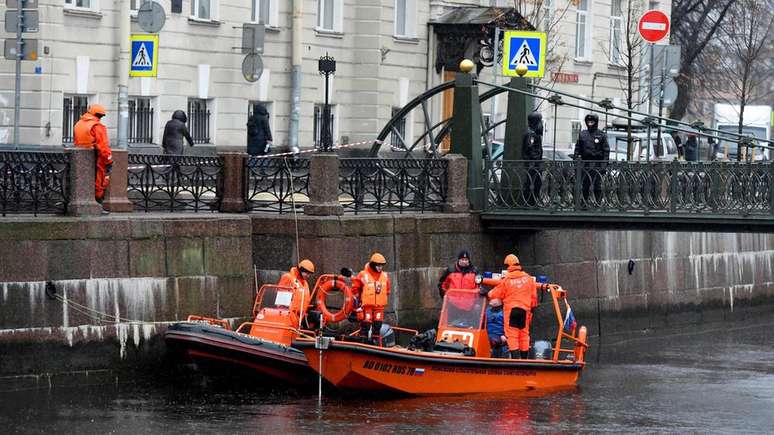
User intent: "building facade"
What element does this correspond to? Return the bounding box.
[0,0,671,152]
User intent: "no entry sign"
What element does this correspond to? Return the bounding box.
[638,10,670,43]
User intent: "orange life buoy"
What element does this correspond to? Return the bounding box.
[315,276,354,323]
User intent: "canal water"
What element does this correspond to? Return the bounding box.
[2,316,774,434]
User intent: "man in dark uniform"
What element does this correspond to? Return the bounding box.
[573,113,610,207]
[523,112,544,207]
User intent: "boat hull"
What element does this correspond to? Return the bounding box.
[165,322,314,385]
[295,339,583,395]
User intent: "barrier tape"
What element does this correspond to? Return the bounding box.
[257,139,384,159]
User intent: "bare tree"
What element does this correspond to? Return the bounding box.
[670,0,735,121]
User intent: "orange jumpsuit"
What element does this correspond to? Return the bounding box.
[277,267,312,326]
[352,264,391,334]
[73,113,113,201]
[487,267,538,352]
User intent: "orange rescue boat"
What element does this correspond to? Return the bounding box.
[293,285,588,395]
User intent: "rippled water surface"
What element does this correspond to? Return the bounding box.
[3,317,774,434]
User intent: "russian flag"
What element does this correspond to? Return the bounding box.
[563,301,577,333]
[415,368,425,376]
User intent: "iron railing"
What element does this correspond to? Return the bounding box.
[62,96,89,143]
[127,154,222,212]
[339,158,448,214]
[0,151,69,216]
[128,99,154,144]
[245,157,310,213]
[485,160,774,216]
[187,99,211,144]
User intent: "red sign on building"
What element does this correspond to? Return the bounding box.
[552,71,579,83]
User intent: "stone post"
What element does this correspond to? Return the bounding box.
[442,154,469,213]
[304,152,343,216]
[103,149,133,212]
[219,152,247,213]
[449,61,484,211]
[66,148,101,216]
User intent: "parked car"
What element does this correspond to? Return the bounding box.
[605,120,678,161]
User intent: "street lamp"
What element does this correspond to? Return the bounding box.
[318,53,336,152]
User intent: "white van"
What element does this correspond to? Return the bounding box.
[606,129,678,161]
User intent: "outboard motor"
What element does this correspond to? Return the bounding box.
[531,340,552,360]
[408,329,436,351]
[379,323,396,347]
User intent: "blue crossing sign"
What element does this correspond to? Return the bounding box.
[502,30,546,78]
[130,34,158,77]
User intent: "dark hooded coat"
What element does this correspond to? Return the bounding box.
[247,105,273,156]
[162,110,194,155]
[574,113,610,160]
[523,112,544,160]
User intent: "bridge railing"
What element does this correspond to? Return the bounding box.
[0,151,69,216]
[339,158,448,214]
[244,157,310,213]
[485,160,774,216]
[127,154,223,212]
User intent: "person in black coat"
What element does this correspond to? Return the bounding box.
[161,110,194,155]
[573,113,609,206]
[247,104,273,156]
[670,130,684,159]
[684,132,699,162]
[523,112,544,206]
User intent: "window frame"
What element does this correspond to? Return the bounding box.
[541,0,555,32]
[187,98,212,144]
[251,0,279,28]
[191,0,216,21]
[317,0,343,33]
[574,0,592,61]
[62,94,90,144]
[609,0,624,65]
[393,0,416,38]
[64,0,98,11]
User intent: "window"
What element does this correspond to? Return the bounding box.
[394,0,416,38]
[390,107,407,149]
[252,0,271,25]
[313,104,336,147]
[541,0,554,31]
[609,0,623,64]
[648,1,660,10]
[317,0,342,32]
[62,95,89,143]
[130,0,151,11]
[575,0,590,59]
[571,121,582,144]
[65,0,95,9]
[187,99,211,144]
[191,0,212,20]
[128,97,154,144]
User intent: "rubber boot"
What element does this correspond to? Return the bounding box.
[510,350,521,359]
[359,322,371,343]
[521,350,530,359]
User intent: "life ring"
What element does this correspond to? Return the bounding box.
[315,277,354,323]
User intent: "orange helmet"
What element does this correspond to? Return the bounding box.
[369,253,387,265]
[88,104,107,117]
[298,259,315,274]
[504,254,520,267]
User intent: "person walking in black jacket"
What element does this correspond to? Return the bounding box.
[161,110,194,155]
[523,112,544,207]
[574,113,610,207]
[247,104,273,157]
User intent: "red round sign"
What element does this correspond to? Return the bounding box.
[638,10,670,43]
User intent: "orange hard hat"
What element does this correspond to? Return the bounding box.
[504,254,520,266]
[298,259,315,274]
[88,104,107,116]
[369,253,387,265]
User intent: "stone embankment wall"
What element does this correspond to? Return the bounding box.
[1,213,773,382]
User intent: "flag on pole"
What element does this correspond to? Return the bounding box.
[563,300,577,332]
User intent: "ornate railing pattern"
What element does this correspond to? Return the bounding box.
[0,151,69,216]
[339,158,447,214]
[486,160,774,215]
[245,157,310,213]
[127,154,222,212]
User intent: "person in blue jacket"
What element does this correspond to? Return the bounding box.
[486,298,508,358]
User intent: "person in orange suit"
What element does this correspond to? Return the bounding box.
[277,259,315,326]
[486,254,542,359]
[352,253,391,343]
[73,104,113,204]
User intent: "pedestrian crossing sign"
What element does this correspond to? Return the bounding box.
[502,30,546,78]
[130,34,158,77]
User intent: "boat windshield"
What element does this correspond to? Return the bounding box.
[439,289,486,330]
[258,285,295,310]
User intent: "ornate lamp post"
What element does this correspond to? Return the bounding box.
[318,53,336,152]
